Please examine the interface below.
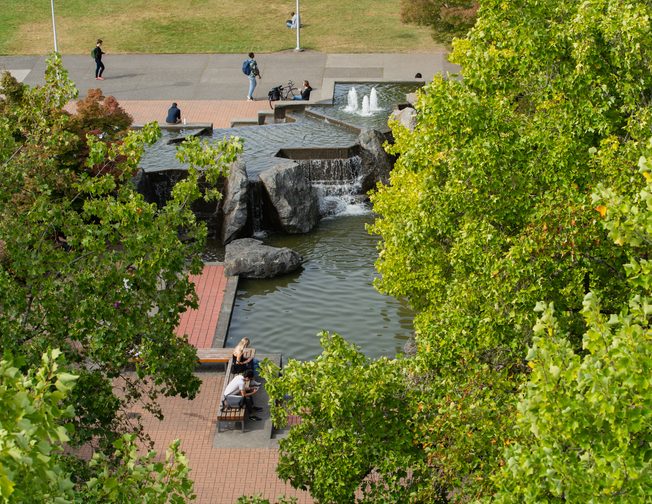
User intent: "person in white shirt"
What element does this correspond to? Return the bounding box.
[222,369,263,420]
[286,12,298,29]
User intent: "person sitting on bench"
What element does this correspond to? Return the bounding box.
[222,369,263,420]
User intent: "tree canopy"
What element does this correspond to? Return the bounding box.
[263,0,652,500]
[0,53,241,499]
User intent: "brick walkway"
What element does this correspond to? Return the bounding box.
[133,371,311,504]
[120,100,266,128]
[168,261,309,503]
[120,100,307,503]
[176,264,227,349]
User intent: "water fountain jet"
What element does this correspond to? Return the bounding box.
[360,95,372,116]
[369,87,382,112]
[344,87,358,112]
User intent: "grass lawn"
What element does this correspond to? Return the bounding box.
[0,0,442,55]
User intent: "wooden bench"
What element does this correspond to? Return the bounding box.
[197,347,233,365]
[215,348,255,432]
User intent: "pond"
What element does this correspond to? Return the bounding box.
[222,211,414,362]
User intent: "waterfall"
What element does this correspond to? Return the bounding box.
[344,87,358,112]
[300,156,370,217]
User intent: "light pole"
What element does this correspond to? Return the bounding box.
[50,0,59,52]
[294,0,302,52]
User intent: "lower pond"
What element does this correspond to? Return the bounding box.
[216,211,414,362]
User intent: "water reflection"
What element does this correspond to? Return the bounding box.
[224,214,414,361]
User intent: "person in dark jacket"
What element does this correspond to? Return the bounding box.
[93,39,105,80]
[292,80,313,100]
[166,103,182,124]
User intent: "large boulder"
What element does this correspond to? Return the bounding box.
[220,160,249,244]
[390,106,417,132]
[224,238,302,278]
[259,161,320,234]
[357,129,394,193]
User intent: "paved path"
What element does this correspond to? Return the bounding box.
[175,263,237,349]
[0,51,458,102]
[131,369,311,504]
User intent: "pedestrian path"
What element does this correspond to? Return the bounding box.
[120,99,265,128]
[175,262,237,349]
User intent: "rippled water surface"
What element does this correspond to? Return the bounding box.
[310,82,422,130]
[139,116,358,177]
[224,213,414,361]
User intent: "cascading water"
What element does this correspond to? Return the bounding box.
[344,87,358,112]
[300,156,369,217]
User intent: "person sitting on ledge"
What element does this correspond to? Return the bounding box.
[292,80,313,101]
[165,102,182,124]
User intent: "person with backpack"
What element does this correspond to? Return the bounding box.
[243,52,261,101]
[92,39,105,80]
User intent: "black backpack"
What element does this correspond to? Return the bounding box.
[268,86,281,101]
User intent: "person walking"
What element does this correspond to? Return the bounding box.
[93,39,105,80]
[244,52,261,101]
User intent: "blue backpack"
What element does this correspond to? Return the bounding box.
[242,59,252,76]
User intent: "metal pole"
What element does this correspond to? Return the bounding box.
[50,0,59,52]
[294,0,302,52]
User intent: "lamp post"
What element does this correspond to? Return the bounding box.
[50,0,59,52]
[294,0,303,52]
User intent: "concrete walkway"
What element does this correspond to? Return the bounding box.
[0,51,458,102]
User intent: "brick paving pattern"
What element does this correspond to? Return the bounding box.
[133,371,311,504]
[176,264,227,349]
[120,100,266,128]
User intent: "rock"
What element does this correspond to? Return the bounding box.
[390,106,417,132]
[357,129,394,193]
[221,160,249,244]
[224,238,302,278]
[405,92,418,106]
[259,161,320,234]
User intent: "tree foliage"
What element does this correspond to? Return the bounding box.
[492,154,652,502]
[261,333,428,503]
[400,0,479,44]
[0,350,195,503]
[370,0,652,498]
[0,52,241,494]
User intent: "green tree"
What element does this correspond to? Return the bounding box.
[261,332,428,503]
[0,350,195,503]
[369,0,652,498]
[0,349,77,502]
[0,52,242,452]
[492,152,652,502]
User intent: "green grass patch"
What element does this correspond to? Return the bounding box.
[0,0,442,55]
